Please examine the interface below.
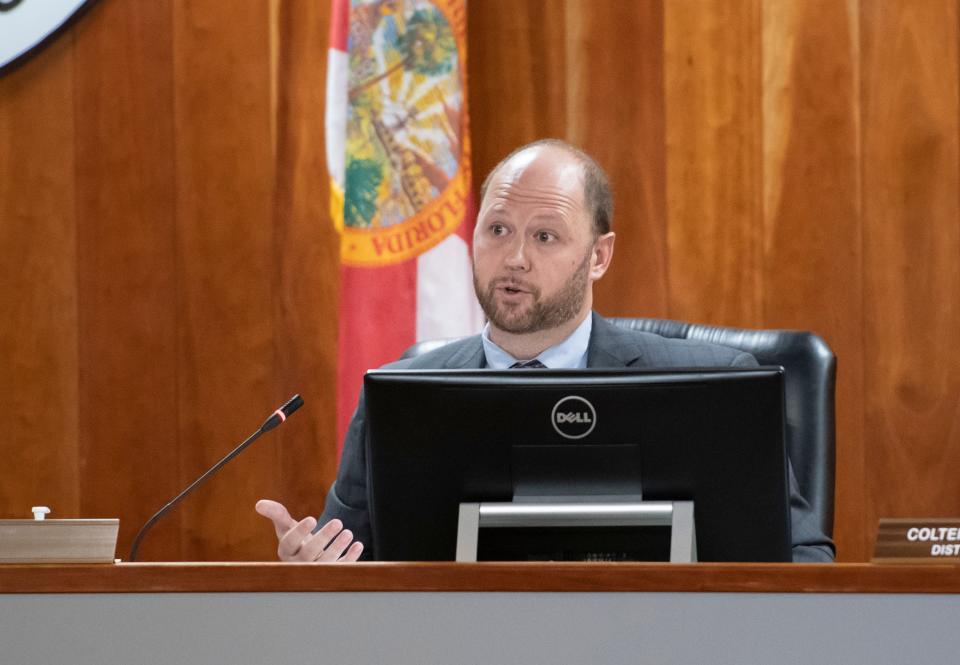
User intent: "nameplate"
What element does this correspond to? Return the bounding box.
[0,519,119,563]
[873,518,960,564]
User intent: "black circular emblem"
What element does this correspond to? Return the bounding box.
[551,395,597,440]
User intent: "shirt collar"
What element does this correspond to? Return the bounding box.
[481,314,592,369]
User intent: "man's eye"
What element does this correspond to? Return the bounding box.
[490,224,507,235]
[536,231,555,243]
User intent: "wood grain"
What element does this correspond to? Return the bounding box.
[0,36,79,519]
[760,0,864,559]
[664,0,763,325]
[171,1,278,561]
[72,0,180,561]
[860,0,960,549]
[468,0,569,187]
[566,1,669,318]
[0,519,119,563]
[271,0,340,518]
[1,562,959,594]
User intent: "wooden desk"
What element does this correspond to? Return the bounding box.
[2,563,959,664]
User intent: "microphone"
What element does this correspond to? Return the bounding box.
[128,394,304,561]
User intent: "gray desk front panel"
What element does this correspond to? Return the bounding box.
[2,591,956,664]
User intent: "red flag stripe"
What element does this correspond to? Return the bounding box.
[329,0,349,53]
[336,261,418,447]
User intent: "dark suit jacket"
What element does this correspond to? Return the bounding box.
[320,312,835,562]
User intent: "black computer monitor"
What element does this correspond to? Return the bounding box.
[364,368,792,562]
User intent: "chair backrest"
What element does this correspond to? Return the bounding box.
[401,317,837,538]
[608,318,836,538]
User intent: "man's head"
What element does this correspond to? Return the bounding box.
[472,140,616,344]
[479,139,614,237]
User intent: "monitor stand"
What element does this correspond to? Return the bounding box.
[455,500,697,563]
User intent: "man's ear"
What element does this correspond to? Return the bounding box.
[589,232,616,281]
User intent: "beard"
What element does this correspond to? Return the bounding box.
[473,251,591,335]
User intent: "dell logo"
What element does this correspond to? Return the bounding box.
[555,412,592,424]
[551,396,597,439]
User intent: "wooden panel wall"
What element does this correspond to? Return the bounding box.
[0,36,79,524]
[1,0,958,562]
[861,0,960,552]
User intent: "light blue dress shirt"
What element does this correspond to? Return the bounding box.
[480,314,592,369]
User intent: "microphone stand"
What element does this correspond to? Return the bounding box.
[128,394,303,562]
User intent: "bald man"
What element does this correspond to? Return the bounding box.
[257,139,835,563]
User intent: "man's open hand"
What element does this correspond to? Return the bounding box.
[255,499,363,562]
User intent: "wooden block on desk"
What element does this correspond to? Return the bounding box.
[0,520,119,563]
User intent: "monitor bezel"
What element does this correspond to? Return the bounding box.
[363,367,792,562]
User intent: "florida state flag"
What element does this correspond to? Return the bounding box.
[326,0,482,447]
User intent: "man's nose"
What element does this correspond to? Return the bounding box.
[504,236,530,270]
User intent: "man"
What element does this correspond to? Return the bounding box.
[256,139,835,563]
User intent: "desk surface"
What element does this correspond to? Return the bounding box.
[2,561,959,593]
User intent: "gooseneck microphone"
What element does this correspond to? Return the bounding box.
[128,394,304,561]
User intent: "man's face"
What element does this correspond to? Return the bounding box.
[472,147,601,335]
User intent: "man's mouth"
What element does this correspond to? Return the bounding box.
[494,281,532,296]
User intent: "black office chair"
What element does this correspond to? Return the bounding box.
[402,317,836,539]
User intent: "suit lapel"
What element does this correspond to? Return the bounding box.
[442,336,486,368]
[586,313,645,368]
